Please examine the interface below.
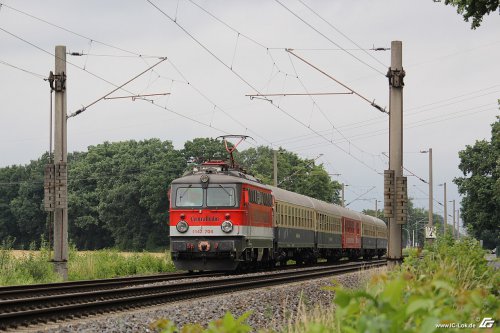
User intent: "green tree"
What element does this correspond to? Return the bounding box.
[8,155,50,249]
[68,139,185,250]
[182,137,231,165]
[0,164,28,246]
[441,0,500,29]
[454,116,500,249]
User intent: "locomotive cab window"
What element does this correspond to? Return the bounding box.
[173,184,239,208]
[207,187,236,207]
[176,187,203,207]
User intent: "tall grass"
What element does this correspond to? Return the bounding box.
[68,248,175,281]
[0,239,175,286]
[0,238,60,285]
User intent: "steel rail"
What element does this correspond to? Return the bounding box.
[0,271,222,301]
[0,260,385,330]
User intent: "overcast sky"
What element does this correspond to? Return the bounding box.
[1,1,499,224]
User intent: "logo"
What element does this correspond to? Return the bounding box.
[479,318,495,328]
[190,216,220,222]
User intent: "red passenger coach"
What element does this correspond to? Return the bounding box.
[341,216,362,259]
[342,218,361,248]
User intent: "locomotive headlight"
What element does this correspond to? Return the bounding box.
[221,220,233,233]
[176,220,189,233]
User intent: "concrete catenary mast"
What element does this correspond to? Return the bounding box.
[385,41,407,265]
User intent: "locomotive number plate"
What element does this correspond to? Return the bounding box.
[192,228,214,235]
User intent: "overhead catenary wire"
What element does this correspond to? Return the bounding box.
[273,0,387,76]
[67,58,168,119]
[345,186,376,207]
[5,0,273,145]
[296,0,388,69]
[411,185,448,211]
[286,49,387,114]
[0,26,159,99]
[279,102,497,149]
[285,50,381,160]
[0,2,162,59]
[103,92,170,101]
[164,0,362,150]
[165,58,274,146]
[0,26,237,138]
[0,27,238,134]
[246,92,353,97]
[0,16,263,145]
[146,0,384,175]
[0,59,47,80]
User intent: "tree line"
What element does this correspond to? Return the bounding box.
[0,138,341,251]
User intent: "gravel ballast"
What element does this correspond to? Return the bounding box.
[35,266,385,333]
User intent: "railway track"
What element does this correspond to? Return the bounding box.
[0,271,222,301]
[0,259,386,330]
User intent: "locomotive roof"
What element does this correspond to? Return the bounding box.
[170,171,261,186]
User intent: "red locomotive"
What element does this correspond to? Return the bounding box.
[169,138,387,271]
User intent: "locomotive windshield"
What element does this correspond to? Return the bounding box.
[176,186,203,207]
[207,186,235,207]
[173,184,238,208]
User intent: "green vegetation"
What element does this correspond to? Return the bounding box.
[0,238,59,286]
[150,235,499,332]
[151,312,253,333]
[440,0,500,29]
[326,235,499,333]
[67,248,174,281]
[0,240,174,286]
[454,116,499,249]
[0,137,340,251]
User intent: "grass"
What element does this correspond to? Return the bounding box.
[0,243,59,285]
[68,248,175,281]
[0,240,175,286]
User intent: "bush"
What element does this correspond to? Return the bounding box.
[323,235,499,333]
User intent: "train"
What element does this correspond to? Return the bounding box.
[169,160,387,271]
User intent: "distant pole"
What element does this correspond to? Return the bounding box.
[443,182,447,235]
[428,148,433,229]
[452,200,456,238]
[53,46,68,280]
[273,150,278,187]
[457,209,460,239]
[387,40,405,264]
[375,199,378,218]
[341,183,345,207]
